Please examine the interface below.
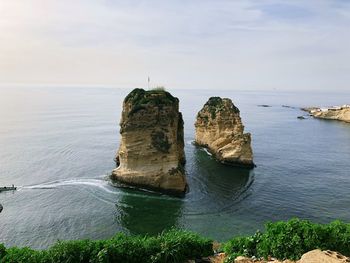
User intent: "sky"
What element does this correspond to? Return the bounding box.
[0,0,349,91]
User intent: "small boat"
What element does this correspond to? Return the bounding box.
[0,204,3,213]
[0,185,17,192]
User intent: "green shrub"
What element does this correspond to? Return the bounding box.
[4,220,350,263]
[324,220,350,255]
[152,229,212,263]
[223,231,263,262]
[95,234,157,263]
[255,218,325,260]
[44,239,104,263]
[0,244,6,259]
[0,229,213,263]
[1,247,42,263]
[223,218,350,262]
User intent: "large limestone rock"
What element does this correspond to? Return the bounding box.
[195,97,254,168]
[112,88,187,195]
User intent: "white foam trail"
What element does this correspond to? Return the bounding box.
[20,178,181,200]
[203,148,212,156]
[22,178,110,191]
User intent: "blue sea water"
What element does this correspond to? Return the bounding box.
[0,86,349,249]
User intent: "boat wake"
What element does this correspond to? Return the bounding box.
[202,148,212,156]
[21,178,111,191]
[19,178,178,200]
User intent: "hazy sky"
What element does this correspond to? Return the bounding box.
[0,0,349,90]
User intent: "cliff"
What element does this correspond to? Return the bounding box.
[112,88,187,195]
[195,97,254,168]
[303,106,350,123]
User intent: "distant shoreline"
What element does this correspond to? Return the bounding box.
[302,105,350,123]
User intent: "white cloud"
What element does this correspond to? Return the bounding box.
[0,0,349,90]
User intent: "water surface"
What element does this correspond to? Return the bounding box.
[0,87,350,248]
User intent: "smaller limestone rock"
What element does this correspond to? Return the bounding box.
[195,97,254,168]
[297,249,350,263]
[234,256,285,263]
[232,250,349,263]
[235,256,253,263]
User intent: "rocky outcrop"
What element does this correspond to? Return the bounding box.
[233,249,350,263]
[112,88,187,195]
[303,106,350,123]
[191,250,350,263]
[195,97,254,168]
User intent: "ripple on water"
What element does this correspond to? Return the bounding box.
[182,144,255,215]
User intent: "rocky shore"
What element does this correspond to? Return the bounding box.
[112,88,187,195]
[191,249,350,263]
[302,105,350,123]
[234,249,350,263]
[195,97,254,168]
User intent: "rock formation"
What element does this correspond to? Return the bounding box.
[233,249,350,263]
[303,106,350,123]
[195,97,254,168]
[112,88,187,195]
[298,249,350,263]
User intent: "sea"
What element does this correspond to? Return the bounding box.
[0,86,349,249]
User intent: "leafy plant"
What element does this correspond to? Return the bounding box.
[0,229,213,263]
[223,218,350,262]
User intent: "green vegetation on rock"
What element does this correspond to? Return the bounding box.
[199,97,239,120]
[223,218,350,262]
[205,97,222,119]
[125,88,178,117]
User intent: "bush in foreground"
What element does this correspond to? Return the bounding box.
[223,218,350,262]
[3,219,350,262]
[0,229,213,263]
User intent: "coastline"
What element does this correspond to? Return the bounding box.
[302,105,350,123]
